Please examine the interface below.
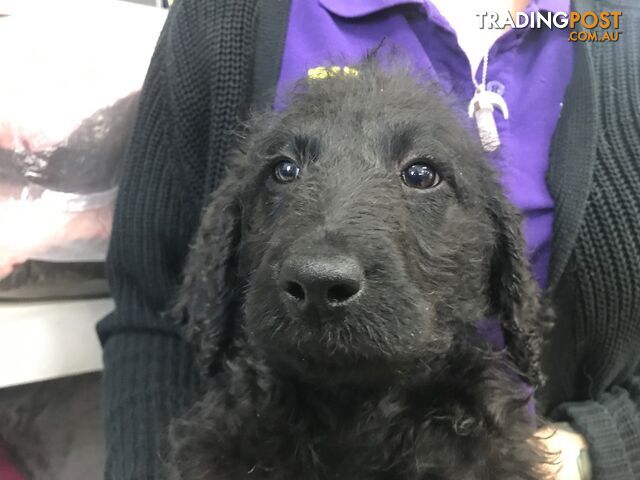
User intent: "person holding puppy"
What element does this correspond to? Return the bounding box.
[99,0,640,479]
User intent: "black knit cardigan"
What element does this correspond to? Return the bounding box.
[97,0,640,478]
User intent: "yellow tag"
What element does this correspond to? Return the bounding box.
[307,66,359,80]
[343,66,359,77]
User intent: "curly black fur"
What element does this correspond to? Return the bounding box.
[169,61,552,480]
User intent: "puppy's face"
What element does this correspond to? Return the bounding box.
[179,66,542,385]
[238,73,498,376]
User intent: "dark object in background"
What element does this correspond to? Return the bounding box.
[0,373,104,480]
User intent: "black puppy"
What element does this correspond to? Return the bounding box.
[170,63,551,480]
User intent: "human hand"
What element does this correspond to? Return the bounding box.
[535,423,590,480]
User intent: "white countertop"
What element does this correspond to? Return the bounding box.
[0,297,114,388]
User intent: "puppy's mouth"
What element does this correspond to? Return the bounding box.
[240,237,443,381]
[244,275,435,373]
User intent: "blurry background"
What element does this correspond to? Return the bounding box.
[0,0,167,477]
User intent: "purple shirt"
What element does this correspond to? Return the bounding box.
[276,0,573,295]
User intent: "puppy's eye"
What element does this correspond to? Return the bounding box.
[273,158,301,183]
[401,162,441,189]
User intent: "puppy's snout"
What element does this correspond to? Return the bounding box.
[279,255,364,311]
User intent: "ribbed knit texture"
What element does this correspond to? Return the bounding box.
[547,2,640,479]
[97,0,259,478]
[98,0,640,478]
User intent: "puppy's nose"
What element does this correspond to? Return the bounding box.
[279,255,364,310]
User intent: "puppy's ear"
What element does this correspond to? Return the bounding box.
[488,197,551,387]
[173,175,244,377]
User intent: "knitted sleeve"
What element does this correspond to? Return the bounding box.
[545,3,640,477]
[553,372,640,479]
[97,0,258,478]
